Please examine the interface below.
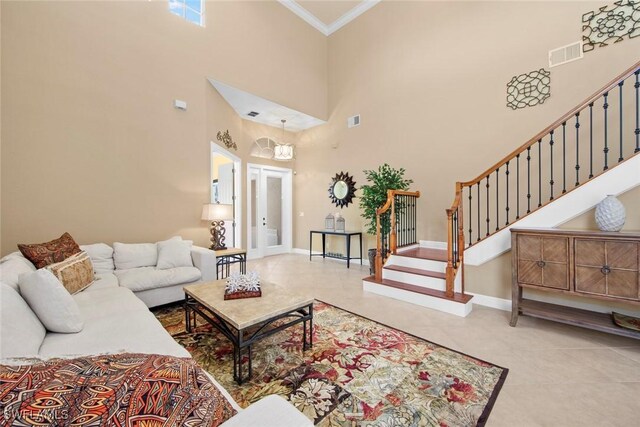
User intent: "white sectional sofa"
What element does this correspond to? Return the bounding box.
[0,241,311,427]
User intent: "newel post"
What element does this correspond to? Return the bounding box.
[445,208,455,298]
[375,212,383,281]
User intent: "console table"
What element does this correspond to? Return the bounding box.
[309,230,363,268]
[510,228,640,339]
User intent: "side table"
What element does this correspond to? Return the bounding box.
[216,248,247,279]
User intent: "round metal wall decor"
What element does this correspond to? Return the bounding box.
[328,172,356,208]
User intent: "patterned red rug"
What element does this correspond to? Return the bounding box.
[154,301,508,426]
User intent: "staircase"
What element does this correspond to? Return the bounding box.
[364,59,640,317]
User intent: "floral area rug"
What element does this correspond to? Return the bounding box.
[154,302,508,426]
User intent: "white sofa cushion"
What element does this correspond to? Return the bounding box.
[220,395,312,427]
[85,272,119,292]
[0,252,36,291]
[157,238,193,269]
[80,243,114,274]
[114,266,201,292]
[18,269,84,333]
[0,282,46,359]
[39,287,189,359]
[113,242,157,270]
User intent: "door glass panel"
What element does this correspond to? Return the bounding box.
[266,176,283,246]
[250,175,258,250]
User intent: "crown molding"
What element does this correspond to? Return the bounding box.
[278,0,380,37]
[327,0,380,35]
[278,0,330,36]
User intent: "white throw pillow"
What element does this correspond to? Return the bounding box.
[113,242,158,270]
[0,282,46,359]
[156,238,193,269]
[80,243,115,274]
[18,269,84,333]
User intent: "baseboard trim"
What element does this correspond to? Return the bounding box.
[468,292,511,311]
[292,248,370,267]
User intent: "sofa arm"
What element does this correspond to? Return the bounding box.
[191,246,216,282]
[220,395,312,427]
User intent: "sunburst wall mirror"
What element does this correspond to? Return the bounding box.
[329,172,356,208]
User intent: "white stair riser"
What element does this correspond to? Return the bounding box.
[363,281,473,317]
[386,255,446,273]
[382,269,446,291]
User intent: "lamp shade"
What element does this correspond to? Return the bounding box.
[274,144,294,161]
[201,203,233,221]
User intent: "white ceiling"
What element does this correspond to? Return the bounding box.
[208,79,326,132]
[278,0,380,36]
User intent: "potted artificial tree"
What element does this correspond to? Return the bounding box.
[359,163,413,275]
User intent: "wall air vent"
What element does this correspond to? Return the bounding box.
[347,114,360,128]
[549,41,583,68]
[247,111,260,117]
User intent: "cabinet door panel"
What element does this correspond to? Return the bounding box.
[575,239,605,267]
[607,270,639,299]
[518,260,542,286]
[607,242,639,270]
[575,266,607,295]
[543,263,569,289]
[543,238,568,263]
[519,236,541,261]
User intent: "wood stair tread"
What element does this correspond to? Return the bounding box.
[383,265,446,279]
[397,248,448,262]
[363,276,473,304]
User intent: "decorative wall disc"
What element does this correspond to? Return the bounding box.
[506,68,551,110]
[582,0,640,53]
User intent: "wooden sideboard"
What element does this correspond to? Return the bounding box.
[510,228,640,339]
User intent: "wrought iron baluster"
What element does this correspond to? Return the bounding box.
[562,122,567,193]
[505,161,510,226]
[486,176,490,237]
[495,168,499,231]
[516,154,520,219]
[619,81,624,163]
[635,70,639,153]
[549,131,554,200]
[526,147,531,214]
[589,103,594,179]
[468,186,472,244]
[575,112,580,187]
[538,139,542,208]
[477,183,480,242]
[604,92,609,170]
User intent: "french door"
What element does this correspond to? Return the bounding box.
[247,164,292,259]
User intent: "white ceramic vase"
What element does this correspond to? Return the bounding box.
[595,195,625,232]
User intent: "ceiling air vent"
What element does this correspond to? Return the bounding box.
[347,114,360,128]
[247,111,260,117]
[549,41,583,68]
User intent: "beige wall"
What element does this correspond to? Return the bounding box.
[1,0,325,253]
[293,1,640,258]
[466,186,640,301]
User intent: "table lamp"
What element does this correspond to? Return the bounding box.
[202,203,233,251]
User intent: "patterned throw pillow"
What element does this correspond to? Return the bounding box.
[46,251,95,294]
[18,232,81,269]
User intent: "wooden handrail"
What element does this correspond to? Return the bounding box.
[460,59,640,187]
[375,189,421,280]
[444,58,640,299]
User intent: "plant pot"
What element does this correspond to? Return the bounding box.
[368,248,377,275]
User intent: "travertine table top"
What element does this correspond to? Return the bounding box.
[183,280,314,330]
[215,248,247,257]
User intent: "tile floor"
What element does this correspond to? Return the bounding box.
[246,253,640,426]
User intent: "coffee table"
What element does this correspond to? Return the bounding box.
[183,280,314,384]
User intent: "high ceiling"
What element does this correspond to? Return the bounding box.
[279,0,380,36]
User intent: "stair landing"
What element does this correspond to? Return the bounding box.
[397,247,448,262]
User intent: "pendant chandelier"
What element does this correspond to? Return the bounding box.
[274,119,294,161]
